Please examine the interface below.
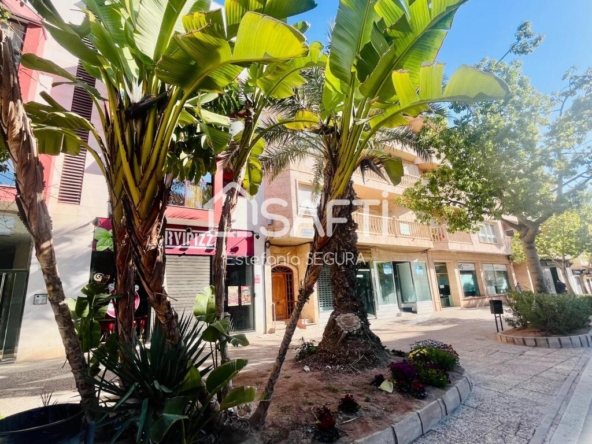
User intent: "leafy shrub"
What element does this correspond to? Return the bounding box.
[338,394,360,414]
[416,365,449,388]
[410,340,459,360]
[295,337,318,361]
[506,291,592,335]
[409,347,459,372]
[93,316,256,443]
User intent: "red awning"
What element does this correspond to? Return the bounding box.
[94,218,254,257]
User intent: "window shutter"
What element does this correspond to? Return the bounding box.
[57,45,96,204]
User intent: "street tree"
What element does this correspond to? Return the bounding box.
[401,60,592,293]
[530,207,592,293]
[250,0,509,428]
[21,0,312,344]
[0,30,95,408]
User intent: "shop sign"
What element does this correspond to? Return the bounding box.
[459,263,476,271]
[165,229,216,250]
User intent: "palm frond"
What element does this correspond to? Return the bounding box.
[261,140,322,181]
[374,126,433,161]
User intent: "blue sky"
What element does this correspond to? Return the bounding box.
[293,0,592,95]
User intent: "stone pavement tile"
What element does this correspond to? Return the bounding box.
[520,376,564,395]
[539,369,574,381]
[507,387,554,404]
[481,427,530,444]
[478,377,523,393]
[430,405,499,442]
[413,430,461,444]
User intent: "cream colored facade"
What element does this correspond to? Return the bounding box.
[262,143,519,331]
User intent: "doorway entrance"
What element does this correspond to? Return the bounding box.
[435,262,453,307]
[272,266,294,321]
[357,263,376,317]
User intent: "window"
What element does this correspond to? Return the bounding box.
[483,264,510,295]
[478,223,498,244]
[169,174,213,210]
[297,183,319,216]
[459,263,480,297]
[0,21,25,64]
[318,266,333,312]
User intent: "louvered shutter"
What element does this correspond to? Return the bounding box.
[58,43,96,204]
[165,255,211,316]
[318,266,333,312]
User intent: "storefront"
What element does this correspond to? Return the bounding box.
[93,220,256,334]
[373,261,433,314]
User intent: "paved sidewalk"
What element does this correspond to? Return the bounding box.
[1,307,590,444]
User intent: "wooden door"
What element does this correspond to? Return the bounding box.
[272,273,288,320]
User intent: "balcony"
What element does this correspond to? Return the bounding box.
[431,226,513,255]
[353,213,433,249]
[352,170,422,196]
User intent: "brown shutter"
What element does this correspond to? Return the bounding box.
[57,43,97,204]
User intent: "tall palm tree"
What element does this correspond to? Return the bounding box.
[250,0,509,428]
[262,67,427,364]
[21,0,313,344]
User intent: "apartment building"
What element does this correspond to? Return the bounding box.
[262,142,522,331]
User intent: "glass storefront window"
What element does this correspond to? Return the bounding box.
[375,262,397,305]
[483,264,510,295]
[225,258,254,332]
[169,174,213,210]
[411,263,431,302]
[459,263,480,297]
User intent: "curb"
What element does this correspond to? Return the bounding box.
[355,374,473,444]
[497,331,592,348]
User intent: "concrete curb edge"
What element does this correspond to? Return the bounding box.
[355,373,473,444]
[497,331,592,348]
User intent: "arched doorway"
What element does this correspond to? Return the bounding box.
[272,266,294,320]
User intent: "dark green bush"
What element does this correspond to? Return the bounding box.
[408,346,459,372]
[505,291,592,335]
[416,365,449,388]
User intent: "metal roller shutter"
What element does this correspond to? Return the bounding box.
[165,255,211,317]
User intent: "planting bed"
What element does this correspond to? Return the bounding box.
[235,356,466,443]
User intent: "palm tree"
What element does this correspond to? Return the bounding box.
[262,67,430,363]
[250,0,509,427]
[21,0,313,344]
[210,42,325,366]
[0,31,95,408]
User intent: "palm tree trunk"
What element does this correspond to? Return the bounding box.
[250,161,334,429]
[519,224,550,293]
[249,261,324,428]
[315,181,387,366]
[0,33,95,407]
[112,220,135,345]
[213,184,241,365]
[124,182,180,344]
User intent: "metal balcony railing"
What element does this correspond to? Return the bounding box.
[353,213,432,240]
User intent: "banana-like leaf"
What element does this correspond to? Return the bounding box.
[369,64,509,129]
[292,21,311,34]
[33,126,83,155]
[329,0,378,85]
[220,386,257,410]
[194,285,216,322]
[20,54,104,100]
[360,0,467,102]
[279,110,320,130]
[206,359,248,395]
[225,0,317,38]
[156,12,307,93]
[149,397,189,443]
[257,41,326,99]
[242,137,265,196]
[181,365,204,393]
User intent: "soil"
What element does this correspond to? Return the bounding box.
[503,327,591,337]
[233,356,465,444]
